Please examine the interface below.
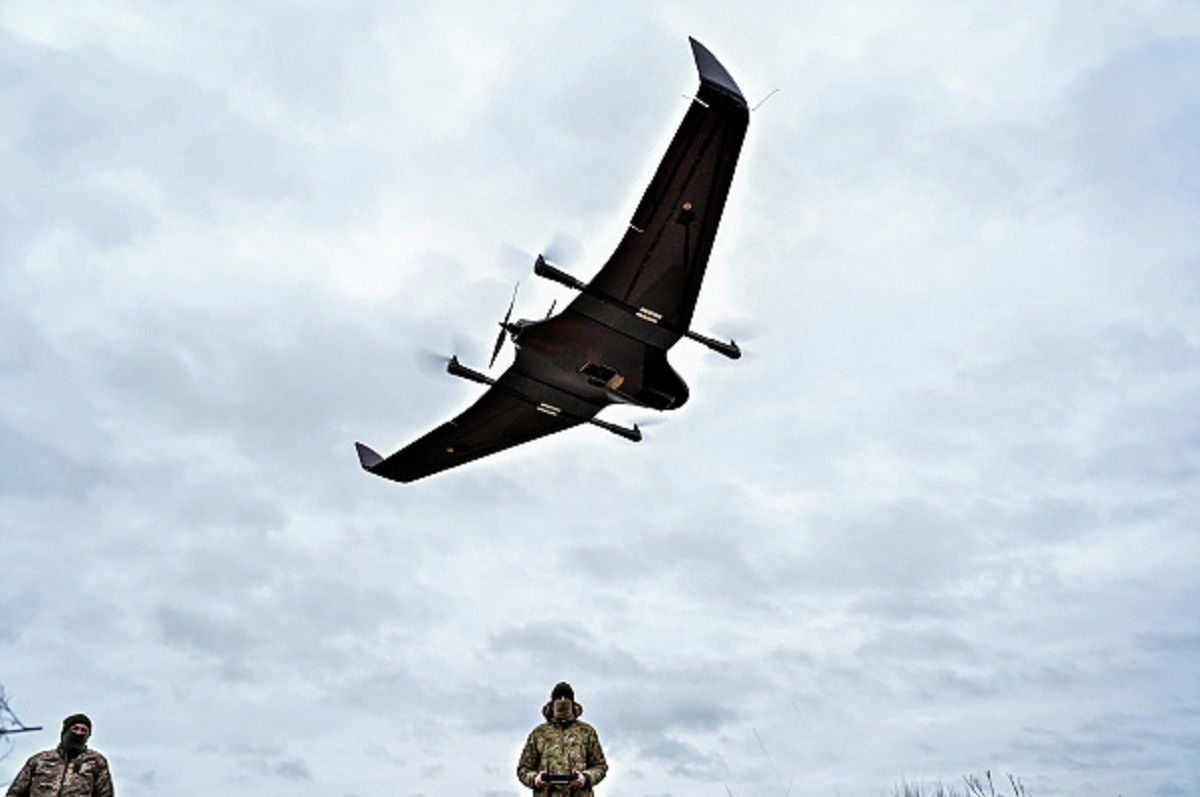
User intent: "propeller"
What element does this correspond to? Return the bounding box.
[716,317,764,343]
[490,282,519,368]
[542,229,583,268]
[415,334,480,378]
[500,229,583,273]
[711,318,764,365]
[628,414,666,429]
[414,348,452,378]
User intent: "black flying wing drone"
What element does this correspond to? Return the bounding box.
[356,38,750,483]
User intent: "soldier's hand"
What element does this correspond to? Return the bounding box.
[570,771,587,789]
[534,772,548,788]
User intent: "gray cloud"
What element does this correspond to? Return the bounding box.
[2,4,1198,797]
[637,736,730,781]
[201,741,312,782]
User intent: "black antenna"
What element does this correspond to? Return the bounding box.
[751,88,780,112]
[0,727,42,736]
[0,685,43,738]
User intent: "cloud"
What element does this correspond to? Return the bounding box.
[2,4,1198,796]
[637,735,730,781]
[201,741,312,782]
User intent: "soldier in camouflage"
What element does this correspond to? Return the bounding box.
[517,682,607,795]
[5,714,114,797]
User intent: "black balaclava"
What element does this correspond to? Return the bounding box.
[60,713,91,758]
[550,682,575,723]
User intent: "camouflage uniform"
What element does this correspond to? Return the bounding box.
[5,747,114,797]
[517,700,607,795]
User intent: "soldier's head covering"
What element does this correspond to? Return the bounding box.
[60,714,92,757]
[546,682,582,724]
[62,714,92,733]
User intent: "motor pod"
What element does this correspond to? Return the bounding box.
[534,255,586,291]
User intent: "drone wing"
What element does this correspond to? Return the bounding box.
[355,358,602,483]
[568,37,750,341]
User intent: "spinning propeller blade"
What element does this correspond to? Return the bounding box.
[542,229,583,268]
[414,348,451,377]
[502,230,582,273]
[489,282,519,368]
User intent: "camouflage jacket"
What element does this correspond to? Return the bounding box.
[517,701,607,795]
[5,747,114,797]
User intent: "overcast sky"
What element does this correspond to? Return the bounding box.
[2,2,1198,796]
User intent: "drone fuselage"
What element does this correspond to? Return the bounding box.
[511,315,689,410]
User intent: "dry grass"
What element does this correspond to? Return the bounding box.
[894,771,1028,797]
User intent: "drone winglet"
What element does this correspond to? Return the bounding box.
[689,37,745,104]
[354,442,384,471]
